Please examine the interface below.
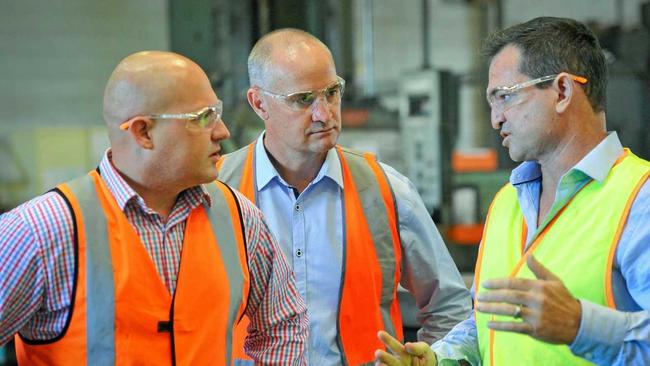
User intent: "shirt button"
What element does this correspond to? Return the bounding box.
[295,204,301,211]
[296,249,303,257]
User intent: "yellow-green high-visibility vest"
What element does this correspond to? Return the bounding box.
[475,150,649,365]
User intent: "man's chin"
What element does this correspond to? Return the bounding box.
[318,139,338,153]
[508,149,525,163]
[200,169,219,184]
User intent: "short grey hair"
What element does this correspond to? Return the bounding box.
[247,28,331,88]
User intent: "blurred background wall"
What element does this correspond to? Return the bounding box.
[2,0,650,265]
[2,0,649,262]
[0,0,169,207]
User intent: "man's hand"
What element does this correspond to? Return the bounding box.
[475,256,582,344]
[374,330,437,366]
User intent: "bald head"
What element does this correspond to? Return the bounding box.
[248,29,334,89]
[103,51,212,130]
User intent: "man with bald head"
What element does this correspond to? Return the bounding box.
[0,51,307,365]
[217,29,471,365]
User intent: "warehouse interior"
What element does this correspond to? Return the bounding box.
[1,0,650,363]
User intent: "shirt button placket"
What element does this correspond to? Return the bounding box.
[292,199,306,299]
[294,203,304,258]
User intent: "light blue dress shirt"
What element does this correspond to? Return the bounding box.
[252,134,472,365]
[432,132,650,365]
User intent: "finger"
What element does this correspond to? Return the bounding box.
[476,302,527,318]
[404,341,435,357]
[527,256,561,281]
[476,289,530,305]
[378,330,406,354]
[487,320,533,334]
[375,349,404,366]
[481,277,538,291]
[405,342,437,366]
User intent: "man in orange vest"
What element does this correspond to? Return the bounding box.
[0,51,308,365]
[216,29,471,365]
[375,17,650,366]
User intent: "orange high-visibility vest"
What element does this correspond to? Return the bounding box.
[15,170,250,365]
[217,143,403,365]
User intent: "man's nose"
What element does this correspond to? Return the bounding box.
[211,119,230,140]
[491,106,505,130]
[311,95,331,122]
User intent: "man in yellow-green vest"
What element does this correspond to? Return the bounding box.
[375,17,650,366]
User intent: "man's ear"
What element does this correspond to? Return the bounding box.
[247,87,270,120]
[553,73,575,114]
[124,116,155,149]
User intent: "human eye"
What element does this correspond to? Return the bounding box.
[186,109,212,129]
[326,84,341,98]
[495,90,511,101]
[493,90,517,107]
[289,92,315,107]
[200,109,220,128]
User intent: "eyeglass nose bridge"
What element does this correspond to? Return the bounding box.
[314,83,345,108]
[311,90,333,107]
[489,98,506,114]
[309,94,333,118]
[490,99,520,116]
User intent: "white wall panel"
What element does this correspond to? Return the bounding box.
[0,0,169,131]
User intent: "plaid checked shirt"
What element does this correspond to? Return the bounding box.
[0,151,307,364]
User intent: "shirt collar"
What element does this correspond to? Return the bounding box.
[572,131,624,183]
[509,131,624,186]
[99,149,212,212]
[254,132,344,190]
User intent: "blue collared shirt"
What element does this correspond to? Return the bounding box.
[432,132,650,365]
[252,133,472,365]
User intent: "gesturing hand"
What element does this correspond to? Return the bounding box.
[374,330,437,366]
[475,256,582,344]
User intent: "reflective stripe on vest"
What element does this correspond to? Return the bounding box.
[217,143,256,365]
[217,144,403,365]
[474,150,650,366]
[15,171,249,365]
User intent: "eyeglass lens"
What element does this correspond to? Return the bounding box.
[288,82,344,109]
[189,107,220,129]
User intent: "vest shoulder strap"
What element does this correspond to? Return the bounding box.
[217,144,254,189]
[61,172,116,363]
[203,181,250,319]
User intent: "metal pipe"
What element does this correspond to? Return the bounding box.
[616,0,624,27]
[258,0,270,35]
[361,0,375,95]
[422,0,431,70]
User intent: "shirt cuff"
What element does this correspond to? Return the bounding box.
[569,300,626,363]
[432,343,476,366]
